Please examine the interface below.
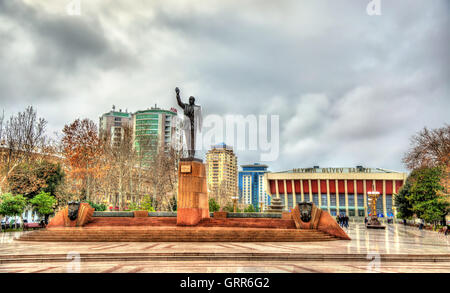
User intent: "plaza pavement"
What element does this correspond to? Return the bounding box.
[0,223,449,273]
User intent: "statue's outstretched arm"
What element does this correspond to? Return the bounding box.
[175,88,185,109]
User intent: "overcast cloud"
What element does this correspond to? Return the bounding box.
[0,0,448,172]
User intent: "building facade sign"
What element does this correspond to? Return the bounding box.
[293,167,372,173]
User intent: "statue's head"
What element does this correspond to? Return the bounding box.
[68,201,80,221]
[298,202,313,223]
[189,96,195,105]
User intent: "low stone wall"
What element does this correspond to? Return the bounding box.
[93,211,135,217]
[92,211,282,218]
[223,213,281,218]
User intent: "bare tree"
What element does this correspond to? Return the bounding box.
[20,106,47,157]
[0,107,47,193]
[100,125,137,210]
[0,109,4,145]
[146,146,182,211]
[403,125,450,170]
[208,181,233,209]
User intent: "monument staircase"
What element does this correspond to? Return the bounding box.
[18,216,340,242]
[16,159,349,243]
[18,226,339,242]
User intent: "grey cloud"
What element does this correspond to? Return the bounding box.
[0,0,448,173]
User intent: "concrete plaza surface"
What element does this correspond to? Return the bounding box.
[0,223,449,273]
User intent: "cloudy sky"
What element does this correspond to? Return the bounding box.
[0,0,448,172]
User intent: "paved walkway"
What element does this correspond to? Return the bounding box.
[0,223,449,273]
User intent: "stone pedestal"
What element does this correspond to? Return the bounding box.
[213,211,228,219]
[366,217,386,229]
[177,159,209,226]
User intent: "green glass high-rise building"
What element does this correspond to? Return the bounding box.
[132,106,181,159]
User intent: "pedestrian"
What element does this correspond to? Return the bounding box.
[364,217,368,225]
[419,219,424,230]
[345,215,349,228]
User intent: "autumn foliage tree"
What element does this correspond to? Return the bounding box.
[61,118,103,201]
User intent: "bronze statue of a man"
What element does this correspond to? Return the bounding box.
[175,87,202,159]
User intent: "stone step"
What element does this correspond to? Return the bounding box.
[20,232,332,237]
[84,217,296,229]
[3,252,450,264]
[18,227,337,242]
[20,237,331,241]
[39,229,323,234]
[24,234,328,239]
[25,233,328,238]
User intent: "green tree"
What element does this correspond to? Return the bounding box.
[209,198,220,212]
[394,180,414,219]
[244,204,256,213]
[0,193,28,227]
[126,202,141,211]
[408,167,449,225]
[7,160,64,199]
[39,162,64,197]
[141,195,156,212]
[29,191,57,223]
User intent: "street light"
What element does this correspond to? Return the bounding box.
[367,190,385,229]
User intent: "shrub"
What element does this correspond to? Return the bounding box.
[141,195,156,212]
[209,198,220,212]
[244,204,258,213]
[85,200,107,211]
[0,193,28,219]
[29,191,57,217]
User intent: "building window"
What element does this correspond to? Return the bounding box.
[348,194,355,207]
[313,194,319,206]
[357,194,364,207]
[330,208,337,216]
[330,194,337,206]
[287,195,293,209]
[321,194,328,207]
[386,195,393,214]
[376,197,384,215]
[339,194,345,207]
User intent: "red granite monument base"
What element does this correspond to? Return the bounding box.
[176,160,210,226]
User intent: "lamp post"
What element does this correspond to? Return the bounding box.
[367,190,385,229]
[231,196,239,213]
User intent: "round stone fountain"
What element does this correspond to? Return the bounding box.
[266,197,284,213]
